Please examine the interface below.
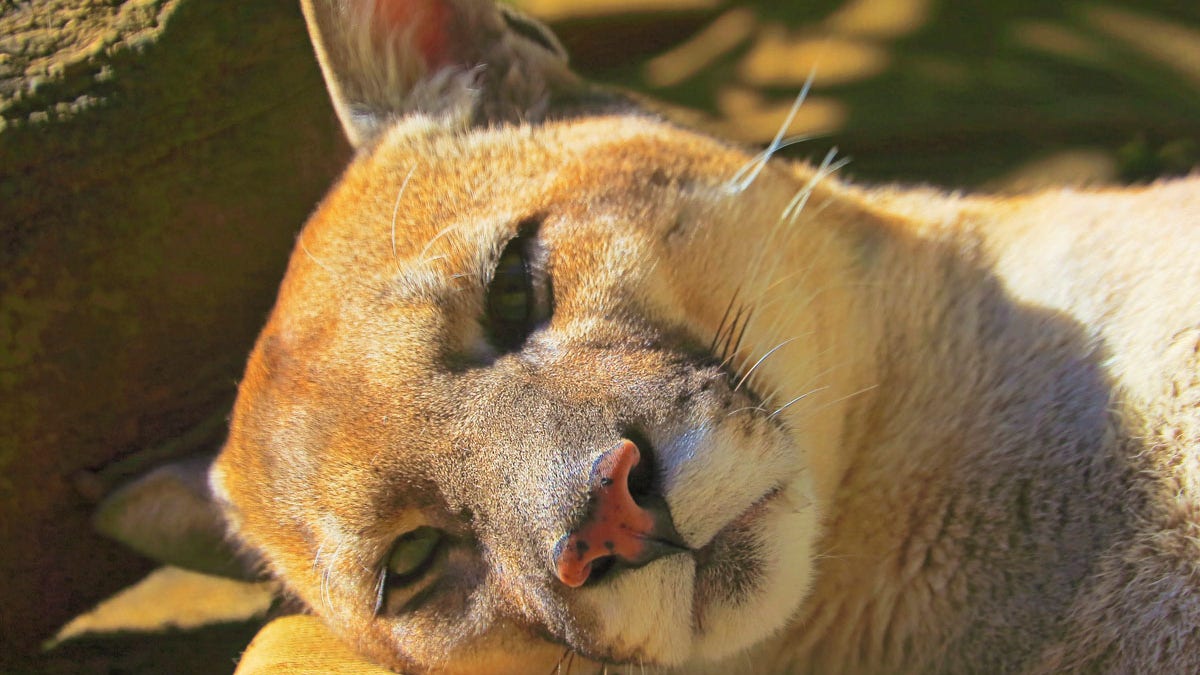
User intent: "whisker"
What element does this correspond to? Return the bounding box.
[390,166,417,273]
[371,564,387,616]
[313,541,331,615]
[312,540,330,614]
[300,236,337,278]
[802,384,880,416]
[768,355,843,410]
[718,304,749,364]
[727,405,768,418]
[319,539,341,616]
[727,305,755,365]
[711,287,742,354]
[729,132,826,191]
[739,152,854,355]
[740,150,843,318]
[768,385,831,420]
[550,647,571,675]
[728,67,818,192]
[735,337,800,392]
[299,234,385,293]
[782,147,844,224]
[418,224,462,265]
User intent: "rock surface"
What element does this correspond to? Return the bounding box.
[0,0,348,667]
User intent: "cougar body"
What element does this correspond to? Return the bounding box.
[208,1,1200,672]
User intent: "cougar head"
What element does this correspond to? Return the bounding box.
[209,1,825,671]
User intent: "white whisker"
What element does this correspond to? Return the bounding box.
[319,539,338,615]
[418,203,471,266]
[300,236,337,278]
[729,132,825,190]
[736,337,800,392]
[727,405,768,418]
[769,385,830,420]
[312,541,325,576]
[390,165,417,272]
[299,233,384,293]
[802,384,880,416]
[738,151,845,336]
[782,147,843,223]
[728,67,818,192]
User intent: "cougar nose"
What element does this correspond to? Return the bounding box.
[553,438,686,588]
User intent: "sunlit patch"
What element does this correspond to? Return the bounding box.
[715,86,846,143]
[823,0,931,39]
[1013,21,1107,64]
[47,567,274,649]
[1084,6,1200,87]
[512,0,718,21]
[983,149,1118,193]
[645,8,758,88]
[738,29,890,88]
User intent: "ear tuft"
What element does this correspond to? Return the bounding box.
[93,453,258,580]
[302,0,580,147]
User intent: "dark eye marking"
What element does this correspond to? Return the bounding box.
[484,219,552,352]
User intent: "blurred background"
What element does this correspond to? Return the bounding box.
[537,0,1200,188]
[1,0,1197,672]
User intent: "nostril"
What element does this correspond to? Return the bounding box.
[552,434,687,588]
[621,427,659,505]
[587,555,617,584]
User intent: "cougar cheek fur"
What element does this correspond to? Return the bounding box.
[207,1,1200,672]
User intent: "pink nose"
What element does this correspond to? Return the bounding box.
[553,438,684,588]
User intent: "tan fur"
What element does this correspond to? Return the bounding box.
[211,1,1200,672]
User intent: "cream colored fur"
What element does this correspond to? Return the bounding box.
[208,1,1200,672]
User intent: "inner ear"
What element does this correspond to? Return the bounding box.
[367,0,475,74]
[301,0,581,148]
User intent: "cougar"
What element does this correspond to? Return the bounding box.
[107,0,1200,672]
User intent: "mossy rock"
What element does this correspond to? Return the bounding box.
[0,0,348,667]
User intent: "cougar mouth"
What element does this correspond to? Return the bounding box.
[698,485,784,551]
[693,485,781,578]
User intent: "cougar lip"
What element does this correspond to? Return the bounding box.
[694,484,783,561]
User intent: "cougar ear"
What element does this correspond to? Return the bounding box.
[301,0,579,147]
[94,453,259,581]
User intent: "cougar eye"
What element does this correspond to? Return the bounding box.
[386,527,443,584]
[484,221,550,351]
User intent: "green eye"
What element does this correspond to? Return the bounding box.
[485,222,551,352]
[489,247,531,325]
[386,527,443,583]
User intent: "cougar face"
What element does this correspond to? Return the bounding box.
[196,2,1200,673]
[213,113,826,671]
